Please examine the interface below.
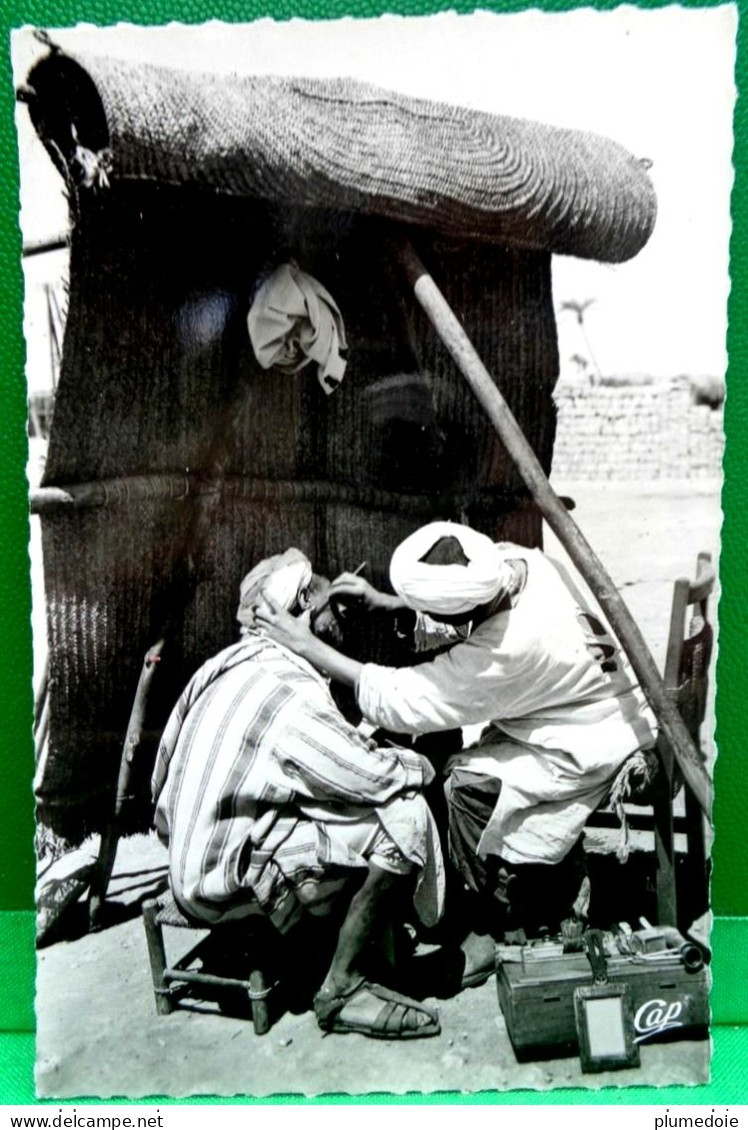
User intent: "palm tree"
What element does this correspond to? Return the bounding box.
[559,299,602,381]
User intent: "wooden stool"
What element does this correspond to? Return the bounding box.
[142,891,275,1035]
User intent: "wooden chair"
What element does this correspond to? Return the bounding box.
[589,552,714,929]
[652,551,714,926]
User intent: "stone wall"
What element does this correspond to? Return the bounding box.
[551,380,724,480]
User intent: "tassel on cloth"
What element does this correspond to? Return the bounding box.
[71,125,112,190]
[247,262,348,395]
[608,747,660,863]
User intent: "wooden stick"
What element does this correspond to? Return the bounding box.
[88,639,165,929]
[22,234,69,259]
[30,474,191,514]
[397,237,711,817]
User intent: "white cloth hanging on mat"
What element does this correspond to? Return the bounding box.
[247,263,348,395]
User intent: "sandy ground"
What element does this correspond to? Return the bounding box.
[35,478,721,1099]
[35,833,711,1099]
[544,478,721,677]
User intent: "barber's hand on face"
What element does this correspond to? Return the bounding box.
[329,574,394,613]
[253,595,313,654]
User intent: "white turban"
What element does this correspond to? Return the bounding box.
[237,548,313,629]
[389,521,513,616]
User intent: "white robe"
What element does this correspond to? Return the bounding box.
[357,548,657,865]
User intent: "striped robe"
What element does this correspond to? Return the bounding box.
[152,636,443,934]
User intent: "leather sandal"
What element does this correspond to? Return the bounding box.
[314,978,441,1040]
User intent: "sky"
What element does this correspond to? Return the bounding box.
[13,6,738,390]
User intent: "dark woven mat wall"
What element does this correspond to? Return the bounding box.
[39,184,557,840]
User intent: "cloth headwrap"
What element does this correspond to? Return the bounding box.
[247,263,348,395]
[237,548,313,629]
[389,521,513,616]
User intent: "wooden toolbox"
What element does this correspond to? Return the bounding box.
[496,948,710,1061]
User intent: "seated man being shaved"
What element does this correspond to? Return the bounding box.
[255,522,658,982]
[152,549,444,1039]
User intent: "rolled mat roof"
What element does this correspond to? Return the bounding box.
[25,47,656,262]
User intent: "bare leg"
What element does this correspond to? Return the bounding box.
[319,863,398,999]
[315,863,437,1035]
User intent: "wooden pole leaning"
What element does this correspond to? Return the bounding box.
[88,639,165,929]
[396,237,711,818]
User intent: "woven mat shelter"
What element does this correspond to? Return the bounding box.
[23,46,656,840]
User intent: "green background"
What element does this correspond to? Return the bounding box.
[1,0,746,1104]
